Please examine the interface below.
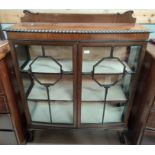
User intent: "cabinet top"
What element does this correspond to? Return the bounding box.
[5,23,149,34]
[5,23,150,42]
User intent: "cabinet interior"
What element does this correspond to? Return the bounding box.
[14,44,141,126]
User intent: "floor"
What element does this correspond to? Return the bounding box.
[27,129,155,145]
[27,129,124,145]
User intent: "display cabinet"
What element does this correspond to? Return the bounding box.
[5,10,150,142]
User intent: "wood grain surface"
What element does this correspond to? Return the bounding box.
[0,41,10,60]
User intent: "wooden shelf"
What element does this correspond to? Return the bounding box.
[23,58,72,73]
[27,80,73,101]
[22,58,132,74]
[83,60,133,74]
[27,78,127,102]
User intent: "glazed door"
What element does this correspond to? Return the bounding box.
[79,43,142,127]
[13,42,77,127]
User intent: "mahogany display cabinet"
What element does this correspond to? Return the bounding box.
[4,11,150,143]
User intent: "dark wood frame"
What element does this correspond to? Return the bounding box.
[128,43,155,144]
[8,39,148,131]
[9,40,78,129]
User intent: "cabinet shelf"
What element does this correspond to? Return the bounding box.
[27,80,73,101]
[26,79,127,102]
[28,100,124,124]
[82,80,127,102]
[22,58,72,73]
[83,60,133,74]
[21,58,133,75]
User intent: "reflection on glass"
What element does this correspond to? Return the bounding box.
[51,101,73,123]
[27,76,73,101]
[82,77,127,102]
[128,46,141,72]
[28,101,51,123]
[82,47,111,73]
[81,75,127,124]
[104,103,124,123]
[81,102,103,124]
[81,102,124,124]
[80,46,139,124]
[82,47,130,73]
[27,57,63,73]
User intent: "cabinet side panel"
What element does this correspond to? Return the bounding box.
[128,52,155,144]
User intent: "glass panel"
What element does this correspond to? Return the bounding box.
[82,76,127,102]
[81,46,139,125]
[15,44,29,68]
[28,101,51,123]
[82,47,111,73]
[27,75,73,101]
[104,103,124,123]
[81,102,124,124]
[82,46,131,73]
[28,101,73,124]
[81,102,103,124]
[122,74,132,97]
[81,76,127,124]
[27,45,73,73]
[15,44,74,125]
[93,59,128,74]
[27,57,62,73]
[21,73,32,93]
[26,75,74,124]
[51,101,73,124]
[113,46,128,60]
[128,46,141,72]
